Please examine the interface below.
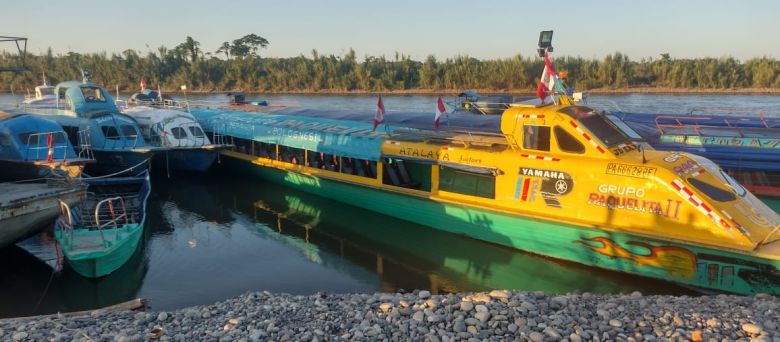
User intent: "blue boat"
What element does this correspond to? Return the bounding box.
[21,81,163,176]
[0,110,92,181]
[612,110,780,197]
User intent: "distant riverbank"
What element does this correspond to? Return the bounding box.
[7,87,777,96]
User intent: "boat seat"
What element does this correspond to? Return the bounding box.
[368,161,377,178]
[384,160,420,188]
[342,158,355,175]
[354,159,367,177]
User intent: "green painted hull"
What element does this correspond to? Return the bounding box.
[55,224,143,278]
[223,156,780,295]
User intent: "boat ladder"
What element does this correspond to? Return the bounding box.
[77,128,95,160]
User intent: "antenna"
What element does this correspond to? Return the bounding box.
[80,68,90,83]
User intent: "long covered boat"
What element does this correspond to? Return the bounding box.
[190,96,780,295]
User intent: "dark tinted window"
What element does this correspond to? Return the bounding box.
[121,125,139,139]
[687,178,736,202]
[578,114,630,147]
[188,126,205,137]
[101,126,120,140]
[439,166,495,199]
[81,87,106,102]
[171,127,187,139]
[554,126,585,153]
[523,125,551,151]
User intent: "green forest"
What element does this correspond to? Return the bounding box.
[1,35,779,93]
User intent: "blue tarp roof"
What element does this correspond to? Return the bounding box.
[192,109,388,161]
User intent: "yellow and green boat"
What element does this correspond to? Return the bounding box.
[189,95,780,295]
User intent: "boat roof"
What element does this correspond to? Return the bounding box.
[270,107,504,133]
[55,81,119,117]
[194,109,387,161]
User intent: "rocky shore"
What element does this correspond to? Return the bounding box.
[1,290,777,342]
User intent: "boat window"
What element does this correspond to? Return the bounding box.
[382,158,424,189]
[341,158,376,178]
[231,136,253,154]
[38,87,54,96]
[121,125,139,139]
[554,126,585,154]
[58,87,68,99]
[279,146,305,165]
[0,133,12,146]
[81,87,107,103]
[720,170,747,197]
[101,126,120,140]
[605,114,643,140]
[439,165,495,199]
[171,127,188,139]
[188,126,205,138]
[687,177,736,202]
[522,125,551,151]
[18,132,65,145]
[578,113,631,147]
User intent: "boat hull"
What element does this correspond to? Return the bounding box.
[0,184,86,249]
[153,149,218,173]
[0,159,85,182]
[86,150,152,176]
[56,224,143,278]
[222,155,780,295]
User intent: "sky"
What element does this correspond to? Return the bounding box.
[2,0,779,61]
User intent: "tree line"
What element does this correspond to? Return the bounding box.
[1,35,778,93]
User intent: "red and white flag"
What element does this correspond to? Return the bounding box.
[434,96,446,129]
[536,50,557,101]
[373,95,385,131]
[140,77,147,91]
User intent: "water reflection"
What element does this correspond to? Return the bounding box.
[0,169,702,318]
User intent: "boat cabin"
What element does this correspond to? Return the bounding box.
[24,81,151,152]
[0,111,82,162]
[35,85,55,100]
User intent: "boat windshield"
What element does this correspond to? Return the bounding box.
[37,86,54,97]
[559,106,631,147]
[81,86,107,103]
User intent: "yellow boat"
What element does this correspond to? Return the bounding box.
[190,37,780,295]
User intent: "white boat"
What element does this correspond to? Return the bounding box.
[22,74,57,106]
[120,93,228,172]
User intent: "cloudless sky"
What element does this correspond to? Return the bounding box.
[2,0,779,61]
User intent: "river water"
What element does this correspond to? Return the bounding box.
[0,93,777,318]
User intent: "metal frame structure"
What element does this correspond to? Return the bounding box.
[0,36,28,72]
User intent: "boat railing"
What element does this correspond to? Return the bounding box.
[77,128,95,160]
[22,131,70,162]
[119,98,190,112]
[94,196,129,246]
[390,127,518,150]
[688,108,780,117]
[656,115,780,137]
[209,121,231,147]
[56,199,75,247]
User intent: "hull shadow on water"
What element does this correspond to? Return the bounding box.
[1,167,704,318]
